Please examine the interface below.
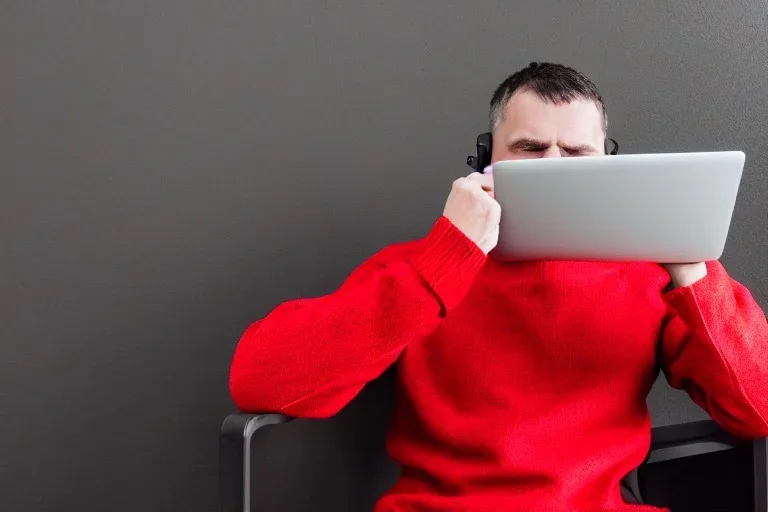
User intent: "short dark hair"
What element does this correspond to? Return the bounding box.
[489,62,607,132]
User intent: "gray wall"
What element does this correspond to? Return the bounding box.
[2,1,766,510]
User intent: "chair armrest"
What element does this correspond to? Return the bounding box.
[648,419,742,463]
[648,420,767,512]
[220,413,291,512]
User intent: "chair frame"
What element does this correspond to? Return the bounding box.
[220,413,767,512]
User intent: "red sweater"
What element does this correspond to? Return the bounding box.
[230,216,768,512]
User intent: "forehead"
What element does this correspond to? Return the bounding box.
[495,89,604,142]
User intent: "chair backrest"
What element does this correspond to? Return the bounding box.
[247,368,399,511]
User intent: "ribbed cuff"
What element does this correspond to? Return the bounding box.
[663,261,728,323]
[408,216,487,314]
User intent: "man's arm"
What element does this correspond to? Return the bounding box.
[660,261,768,439]
[229,217,485,419]
[229,172,500,419]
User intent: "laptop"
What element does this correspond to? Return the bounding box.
[490,151,745,263]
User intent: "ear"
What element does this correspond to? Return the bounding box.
[466,132,493,172]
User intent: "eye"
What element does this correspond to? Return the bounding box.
[563,147,592,157]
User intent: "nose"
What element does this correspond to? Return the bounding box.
[542,145,562,159]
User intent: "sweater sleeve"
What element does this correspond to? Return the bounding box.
[229,216,487,419]
[660,260,768,439]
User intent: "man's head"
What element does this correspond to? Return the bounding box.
[489,62,607,162]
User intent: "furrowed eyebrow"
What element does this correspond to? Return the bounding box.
[562,143,599,153]
[506,137,550,150]
[506,137,598,153]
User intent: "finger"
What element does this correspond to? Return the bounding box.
[452,176,467,189]
[466,172,495,194]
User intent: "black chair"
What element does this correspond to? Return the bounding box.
[220,368,768,512]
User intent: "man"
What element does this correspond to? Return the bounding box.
[229,62,768,511]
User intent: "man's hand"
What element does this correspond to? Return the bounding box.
[663,262,708,289]
[443,172,500,255]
